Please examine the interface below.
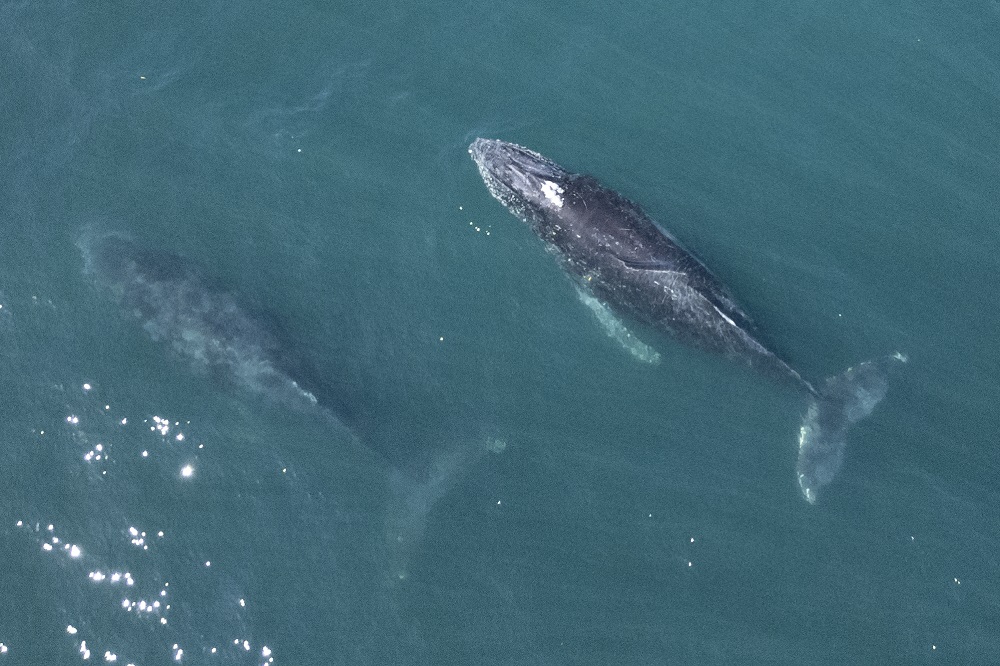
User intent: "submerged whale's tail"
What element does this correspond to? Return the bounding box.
[796,352,907,503]
[382,436,507,583]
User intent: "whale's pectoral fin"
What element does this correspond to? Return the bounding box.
[575,287,661,364]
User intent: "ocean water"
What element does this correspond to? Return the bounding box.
[2,0,999,663]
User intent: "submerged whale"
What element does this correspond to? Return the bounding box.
[469,138,904,503]
[80,233,329,419]
[79,232,498,579]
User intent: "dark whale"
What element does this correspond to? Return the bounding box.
[469,138,904,503]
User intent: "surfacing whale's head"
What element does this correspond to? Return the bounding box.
[469,139,572,223]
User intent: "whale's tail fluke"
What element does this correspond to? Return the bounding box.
[382,436,507,584]
[796,352,907,503]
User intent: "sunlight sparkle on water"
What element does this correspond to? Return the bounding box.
[89,570,135,586]
[17,391,273,664]
[128,526,152,550]
[151,416,171,436]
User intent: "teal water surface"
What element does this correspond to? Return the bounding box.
[2,0,999,663]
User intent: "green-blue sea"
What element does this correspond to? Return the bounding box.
[2,0,998,663]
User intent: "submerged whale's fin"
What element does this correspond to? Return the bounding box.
[575,287,661,364]
[796,352,907,503]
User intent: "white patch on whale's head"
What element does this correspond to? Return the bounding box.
[540,180,564,208]
[469,139,572,224]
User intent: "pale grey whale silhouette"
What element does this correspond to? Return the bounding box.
[79,231,496,580]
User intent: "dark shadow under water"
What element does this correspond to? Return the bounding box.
[76,229,502,611]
